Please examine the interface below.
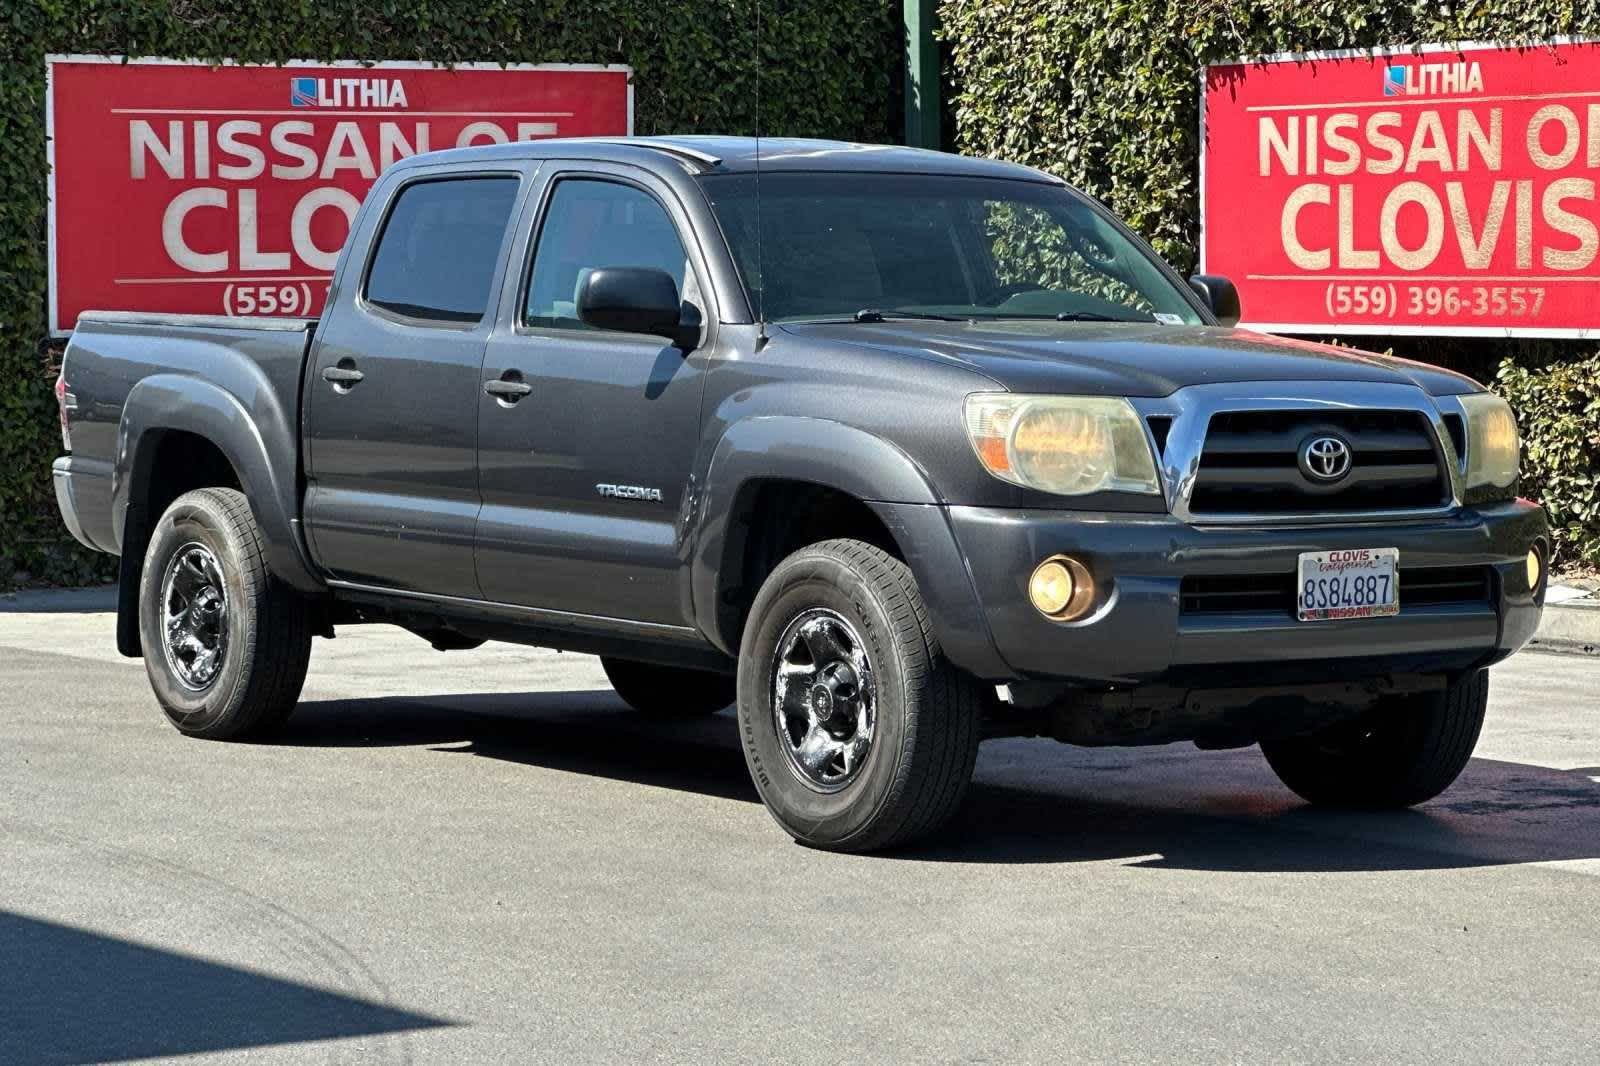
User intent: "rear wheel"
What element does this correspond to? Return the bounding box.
[1260,670,1488,808]
[600,657,735,717]
[139,488,311,740]
[736,539,984,852]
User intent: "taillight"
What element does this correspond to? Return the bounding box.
[55,370,73,453]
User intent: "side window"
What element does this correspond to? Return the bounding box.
[365,176,519,325]
[524,179,690,330]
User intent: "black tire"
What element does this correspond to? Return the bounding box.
[736,539,984,853]
[139,487,312,740]
[600,657,736,716]
[1260,669,1489,808]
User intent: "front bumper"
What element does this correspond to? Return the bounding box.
[935,500,1548,684]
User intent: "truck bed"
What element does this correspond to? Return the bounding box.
[56,311,318,559]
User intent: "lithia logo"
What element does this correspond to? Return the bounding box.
[290,76,409,108]
[1382,60,1484,97]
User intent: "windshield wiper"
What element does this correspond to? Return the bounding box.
[853,308,967,323]
[1052,310,1122,322]
[968,310,1134,323]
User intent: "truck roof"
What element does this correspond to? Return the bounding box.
[390,135,1063,185]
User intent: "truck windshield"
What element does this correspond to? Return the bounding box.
[700,172,1203,326]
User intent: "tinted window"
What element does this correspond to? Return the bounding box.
[365,177,519,324]
[525,179,689,329]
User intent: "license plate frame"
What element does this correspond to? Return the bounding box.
[1297,548,1400,622]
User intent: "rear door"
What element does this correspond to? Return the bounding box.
[304,164,530,596]
[475,162,717,624]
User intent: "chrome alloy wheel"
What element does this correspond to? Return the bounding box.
[160,542,229,691]
[772,608,877,791]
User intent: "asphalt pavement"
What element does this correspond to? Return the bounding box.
[3,593,1599,1064]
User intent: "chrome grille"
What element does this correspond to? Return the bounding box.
[1189,410,1450,516]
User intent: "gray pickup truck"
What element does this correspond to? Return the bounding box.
[53,136,1548,851]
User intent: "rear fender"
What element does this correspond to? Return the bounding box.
[113,374,321,655]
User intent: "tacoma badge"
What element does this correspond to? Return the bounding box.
[596,483,665,502]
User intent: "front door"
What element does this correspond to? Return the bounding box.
[476,166,713,625]
[305,168,525,597]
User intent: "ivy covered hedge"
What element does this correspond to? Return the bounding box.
[1498,356,1600,564]
[942,0,1600,563]
[0,0,900,588]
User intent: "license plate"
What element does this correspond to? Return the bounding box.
[1297,548,1399,621]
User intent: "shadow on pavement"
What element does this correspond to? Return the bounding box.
[281,691,1600,873]
[918,767,1600,871]
[0,911,449,1066]
[283,690,759,804]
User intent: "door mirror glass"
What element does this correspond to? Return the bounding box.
[578,267,683,340]
[1187,274,1241,327]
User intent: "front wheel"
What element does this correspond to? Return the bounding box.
[736,539,984,853]
[1260,669,1489,808]
[139,488,312,740]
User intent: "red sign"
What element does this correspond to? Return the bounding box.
[1201,39,1600,338]
[46,55,632,334]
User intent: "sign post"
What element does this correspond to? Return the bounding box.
[46,56,633,334]
[1201,39,1600,338]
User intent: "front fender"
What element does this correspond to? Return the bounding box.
[691,417,1008,677]
[116,373,321,594]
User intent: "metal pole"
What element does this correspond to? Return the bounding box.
[903,0,939,149]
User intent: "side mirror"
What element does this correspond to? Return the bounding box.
[578,267,687,344]
[1188,274,1241,327]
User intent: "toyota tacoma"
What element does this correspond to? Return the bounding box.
[52,137,1549,851]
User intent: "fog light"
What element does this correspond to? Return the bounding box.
[1028,555,1095,621]
[1526,548,1543,593]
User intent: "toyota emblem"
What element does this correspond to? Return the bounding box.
[1299,435,1353,482]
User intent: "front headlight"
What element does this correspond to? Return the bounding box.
[1459,392,1520,490]
[964,394,1161,496]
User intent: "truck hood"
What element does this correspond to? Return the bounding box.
[782,320,1480,397]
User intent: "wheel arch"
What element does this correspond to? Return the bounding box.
[691,417,1008,677]
[113,374,323,656]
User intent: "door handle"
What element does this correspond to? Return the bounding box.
[484,376,533,401]
[321,363,365,386]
